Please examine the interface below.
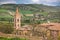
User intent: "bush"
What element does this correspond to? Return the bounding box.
[11,38,26,40]
[0,37,27,40]
[0,37,9,40]
[58,36,60,40]
[0,23,14,34]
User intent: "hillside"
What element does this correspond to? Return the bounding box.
[1,4,60,12]
[0,4,60,13]
[0,4,60,22]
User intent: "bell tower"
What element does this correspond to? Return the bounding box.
[14,7,21,30]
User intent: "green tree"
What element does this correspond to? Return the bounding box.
[0,23,14,34]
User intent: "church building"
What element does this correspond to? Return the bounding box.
[14,7,21,30]
[14,7,32,35]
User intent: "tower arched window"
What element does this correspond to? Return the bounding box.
[18,24,19,27]
[17,19,19,22]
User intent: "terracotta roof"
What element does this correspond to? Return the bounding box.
[40,23,52,27]
[19,25,32,31]
[19,27,31,31]
[40,23,60,31]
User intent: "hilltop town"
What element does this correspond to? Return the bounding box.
[0,4,60,40]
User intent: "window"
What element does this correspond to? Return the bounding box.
[17,19,19,22]
[18,24,19,26]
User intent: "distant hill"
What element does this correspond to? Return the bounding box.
[0,4,60,12]
[0,4,60,22]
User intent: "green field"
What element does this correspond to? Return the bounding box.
[0,37,27,40]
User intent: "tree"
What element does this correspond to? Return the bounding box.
[0,23,14,34]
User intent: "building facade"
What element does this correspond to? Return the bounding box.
[14,7,21,30]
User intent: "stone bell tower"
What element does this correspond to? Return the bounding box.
[14,7,21,30]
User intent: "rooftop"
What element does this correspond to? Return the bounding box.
[40,23,60,31]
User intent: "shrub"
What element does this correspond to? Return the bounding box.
[0,37,27,40]
[10,37,27,40]
[0,23,14,34]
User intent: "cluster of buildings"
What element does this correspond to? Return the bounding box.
[14,7,60,40]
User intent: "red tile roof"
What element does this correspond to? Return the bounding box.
[40,23,60,31]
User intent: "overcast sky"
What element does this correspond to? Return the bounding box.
[0,0,60,6]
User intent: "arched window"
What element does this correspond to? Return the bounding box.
[17,19,19,22]
[18,24,19,26]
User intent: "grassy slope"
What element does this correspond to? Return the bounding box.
[0,4,60,21]
[0,37,27,40]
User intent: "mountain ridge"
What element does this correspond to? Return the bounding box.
[0,4,60,19]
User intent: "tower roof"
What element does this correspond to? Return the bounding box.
[15,7,20,16]
[16,7,19,14]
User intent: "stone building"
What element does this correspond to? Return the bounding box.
[40,23,60,40]
[14,7,32,36]
[14,7,21,30]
